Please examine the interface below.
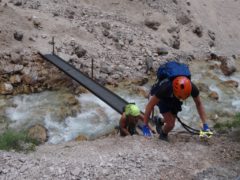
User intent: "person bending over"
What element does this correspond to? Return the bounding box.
[144,61,212,141]
[120,104,154,136]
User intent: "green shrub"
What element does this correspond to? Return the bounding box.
[0,130,40,152]
[214,113,240,132]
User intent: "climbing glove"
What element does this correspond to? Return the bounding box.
[142,125,151,137]
[200,123,213,138]
[203,123,210,131]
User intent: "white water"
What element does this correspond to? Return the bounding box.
[1,60,240,144]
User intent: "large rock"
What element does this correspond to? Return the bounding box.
[196,82,210,93]
[176,12,191,25]
[144,13,161,30]
[0,83,13,95]
[144,19,160,30]
[21,74,34,85]
[220,80,238,88]
[10,74,21,84]
[219,56,236,76]
[75,135,88,141]
[28,124,48,143]
[3,64,24,74]
[208,91,219,101]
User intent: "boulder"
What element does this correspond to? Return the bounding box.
[28,124,48,143]
[208,91,219,101]
[144,19,160,30]
[75,135,88,141]
[0,83,13,95]
[10,74,21,84]
[219,56,236,76]
[220,80,238,88]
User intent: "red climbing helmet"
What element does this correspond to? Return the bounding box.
[172,76,192,100]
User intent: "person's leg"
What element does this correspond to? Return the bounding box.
[157,102,176,140]
[161,112,176,134]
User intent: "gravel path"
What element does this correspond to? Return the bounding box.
[1,133,240,180]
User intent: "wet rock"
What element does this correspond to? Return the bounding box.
[209,113,219,121]
[64,94,79,106]
[22,85,32,94]
[208,91,219,101]
[220,80,238,88]
[28,124,48,143]
[75,135,88,141]
[130,76,148,86]
[196,83,210,93]
[74,86,88,95]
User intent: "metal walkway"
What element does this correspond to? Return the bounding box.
[39,53,129,114]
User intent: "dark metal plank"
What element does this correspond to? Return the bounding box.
[39,53,129,114]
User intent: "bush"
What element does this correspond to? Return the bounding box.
[214,113,240,132]
[0,130,40,152]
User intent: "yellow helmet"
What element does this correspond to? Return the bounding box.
[125,104,141,117]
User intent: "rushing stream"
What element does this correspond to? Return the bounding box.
[0,60,240,144]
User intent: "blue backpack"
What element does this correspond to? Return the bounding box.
[150,61,191,95]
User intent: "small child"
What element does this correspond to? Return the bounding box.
[119,104,154,136]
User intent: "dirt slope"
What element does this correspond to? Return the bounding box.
[1,0,240,56]
[0,0,240,179]
[1,133,240,179]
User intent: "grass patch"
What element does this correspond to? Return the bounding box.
[0,130,40,152]
[214,113,240,132]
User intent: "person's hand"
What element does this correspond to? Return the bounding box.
[200,123,213,138]
[202,123,210,131]
[142,125,151,137]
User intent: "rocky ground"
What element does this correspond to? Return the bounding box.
[0,0,239,94]
[1,0,240,179]
[1,133,240,180]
